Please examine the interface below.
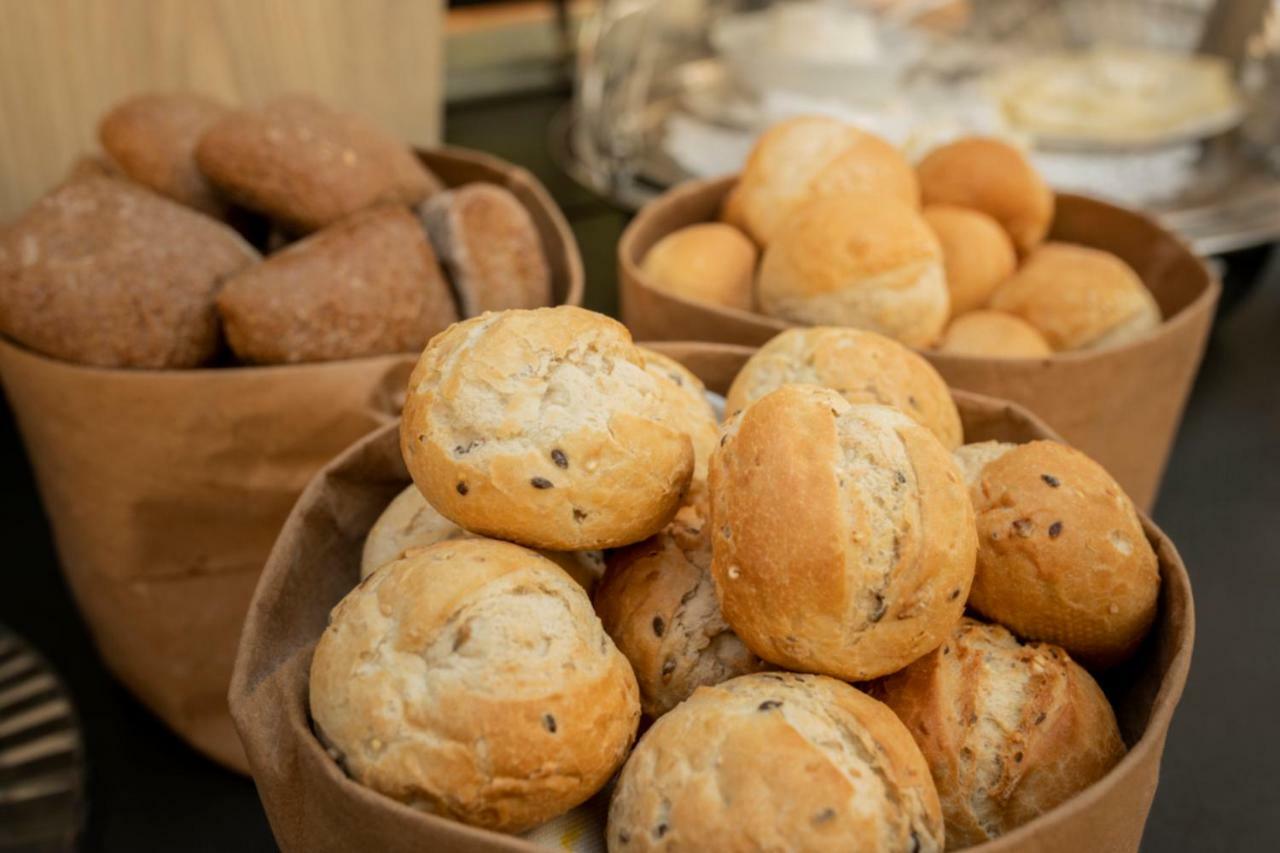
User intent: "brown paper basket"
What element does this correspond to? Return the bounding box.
[229,342,1193,853]
[0,146,583,773]
[618,178,1220,510]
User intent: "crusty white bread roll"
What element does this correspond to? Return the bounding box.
[725,326,963,449]
[400,307,695,551]
[607,672,944,852]
[922,205,1017,316]
[709,385,977,680]
[640,223,758,312]
[757,194,948,347]
[310,538,640,833]
[874,619,1126,849]
[936,310,1053,359]
[962,440,1160,667]
[917,137,1054,254]
[989,242,1162,351]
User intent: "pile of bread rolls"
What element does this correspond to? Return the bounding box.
[642,116,1163,359]
[0,92,551,368]
[309,306,1162,851]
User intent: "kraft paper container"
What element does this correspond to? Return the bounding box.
[0,145,583,774]
[229,342,1193,853]
[618,177,1219,510]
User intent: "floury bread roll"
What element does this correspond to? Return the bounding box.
[922,205,1017,316]
[709,385,976,680]
[874,619,1126,849]
[724,327,962,449]
[989,242,1162,351]
[400,307,695,550]
[962,440,1160,667]
[640,223,758,312]
[310,539,640,833]
[936,310,1053,359]
[607,673,944,852]
[757,194,948,347]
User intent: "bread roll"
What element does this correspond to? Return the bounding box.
[420,183,552,316]
[607,672,944,852]
[989,242,1162,351]
[875,619,1126,849]
[640,223,757,312]
[951,440,1015,489]
[937,310,1053,359]
[725,327,962,449]
[758,194,948,347]
[709,385,976,680]
[917,138,1054,253]
[0,176,258,368]
[196,94,441,233]
[964,440,1159,667]
[310,538,639,833]
[923,205,1017,316]
[400,307,695,550]
[637,347,720,504]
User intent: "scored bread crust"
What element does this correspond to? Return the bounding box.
[937,311,1053,360]
[709,385,976,680]
[400,306,695,550]
[309,538,640,834]
[922,205,1018,317]
[873,619,1126,849]
[606,672,944,852]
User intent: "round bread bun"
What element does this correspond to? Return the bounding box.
[733,115,918,245]
[310,538,640,833]
[724,326,962,449]
[641,223,758,312]
[964,440,1160,667]
[595,527,765,718]
[757,194,948,347]
[922,205,1018,316]
[917,137,1054,253]
[400,307,695,551]
[937,310,1053,359]
[607,672,944,852]
[709,385,977,680]
[989,242,1162,351]
[874,618,1126,848]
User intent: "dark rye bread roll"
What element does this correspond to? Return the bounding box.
[0,176,258,368]
[196,94,442,233]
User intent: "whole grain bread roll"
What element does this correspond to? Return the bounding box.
[420,183,552,316]
[640,223,758,312]
[917,137,1054,254]
[709,385,976,680]
[400,307,695,551]
[758,193,948,347]
[874,619,1126,849]
[607,672,944,852]
[989,242,1162,351]
[637,346,720,521]
[964,440,1160,667]
[216,206,456,363]
[310,538,640,833]
[724,327,962,449]
[195,94,441,233]
[0,176,258,368]
[923,205,1017,316]
[99,91,230,215]
[936,310,1053,359]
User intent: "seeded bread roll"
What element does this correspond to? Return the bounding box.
[99,92,230,215]
[874,619,1126,849]
[640,223,758,312]
[196,94,441,233]
[964,440,1160,667]
[922,205,1018,316]
[607,672,944,852]
[401,307,695,551]
[420,183,552,316]
[937,310,1053,359]
[724,327,962,449]
[989,242,1162,351]
[595,527,765,717]
[0,176,258,368]
[310,539,640,833]
[757,194,948,347]
[637,347,720,517]
[917,137,1054,253]
[709,385,977,680]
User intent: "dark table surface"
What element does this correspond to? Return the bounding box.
[1,92,1277,852]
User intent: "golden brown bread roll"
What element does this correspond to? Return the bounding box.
[936,310,1053,359]
[640,223,758,312]
[922,204,1017,316]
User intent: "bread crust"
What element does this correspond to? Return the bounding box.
[922,205,1017,317]
[640,223,758,312]
[937,310,1053,359]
